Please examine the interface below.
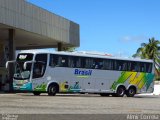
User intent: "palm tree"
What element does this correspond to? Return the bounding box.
[132,37,160,80]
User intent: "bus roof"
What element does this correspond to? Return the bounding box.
[19,50,154,63]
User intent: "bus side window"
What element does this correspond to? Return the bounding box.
[57,56,62,67]
[61,55,68,67]
[118,65,122,71]
[133,62,141,72]
[75,57,83,68]
[102,59,113,70]
[117,60,123,71]
[68,56,75,68]
[146,63,152,73]
[102,60,107,70]
[85,58,94,69]
[57,55,68,67]
[50,54,58,67]
[140,62,145,72]
[144,63,147,72]
[128,62,132,71]
[99,60,103,69]
[92,59,103,69]
[122,62,127,71]
[131,62,136,72]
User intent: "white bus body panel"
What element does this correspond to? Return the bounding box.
[32,67,154,94]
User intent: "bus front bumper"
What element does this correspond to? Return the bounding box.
[13,82,32,91]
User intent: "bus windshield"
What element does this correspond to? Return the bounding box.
[14,53,33,80]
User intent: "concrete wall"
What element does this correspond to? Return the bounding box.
[0,0,80,47]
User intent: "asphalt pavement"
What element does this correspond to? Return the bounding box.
[0,93,160,120]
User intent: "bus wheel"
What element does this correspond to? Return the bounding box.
[115,86,125,97]
[126,87,136,97]
[100,93,110,97]
[48,84,58,96]
[33,92,41,96]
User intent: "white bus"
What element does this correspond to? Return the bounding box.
[6,50,155,97]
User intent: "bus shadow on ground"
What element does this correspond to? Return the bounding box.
[134,94,160,98]
[16,93,114,98]
[15,93,160,98]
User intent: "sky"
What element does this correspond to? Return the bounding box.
[27,0,160,57]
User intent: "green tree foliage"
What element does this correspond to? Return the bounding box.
[132,37,160,80]
[63,47,77,52]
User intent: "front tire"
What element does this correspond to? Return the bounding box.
[126,87,136,97]
[48,84,58,96]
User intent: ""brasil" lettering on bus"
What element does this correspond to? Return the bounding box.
[74,69,92,76]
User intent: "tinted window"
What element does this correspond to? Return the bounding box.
[75,57,83,68]
[49,54,153,73]
[146,63,152,73]
[50,54,68,67]
[50,54,84,68]
[35,54,47,63]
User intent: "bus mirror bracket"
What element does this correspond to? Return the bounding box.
[24,61,35,70]
[6,60,16,69]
